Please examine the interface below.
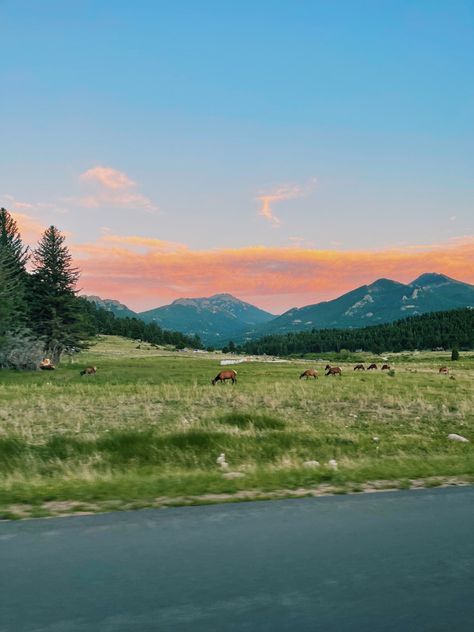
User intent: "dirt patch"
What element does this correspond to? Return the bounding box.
[1,476,471,521]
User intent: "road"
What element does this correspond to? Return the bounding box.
[1,487,474,631]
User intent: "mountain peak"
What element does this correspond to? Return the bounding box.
[411,273,452,286]
[367,278,405,290]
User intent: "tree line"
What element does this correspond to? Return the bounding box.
[0,208,200,370]
[237,308,474,356]
[79,299,202,349]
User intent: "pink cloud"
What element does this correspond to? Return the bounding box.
[80,166,135,190]
[76,165,158,212]
[256,178,317,226]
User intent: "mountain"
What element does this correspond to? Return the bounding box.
[83,273,474,346]
[252,273,474,338]
[139,294,274,345]
[83,296,138,320]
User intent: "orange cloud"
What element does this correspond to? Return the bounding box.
[74,233,474,312]
[256,179,317,226]
[7,212,474,313]
[11,213,45,245]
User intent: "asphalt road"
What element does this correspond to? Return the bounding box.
[1,487,474,631]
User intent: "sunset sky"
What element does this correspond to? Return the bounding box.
[1,1,473,313]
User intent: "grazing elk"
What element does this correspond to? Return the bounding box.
[353,364,365,371]
[80,366,97,376]
[325,365,342,376]
[381,364,391,370]
[300,369,318,379]
[367,363,378,370]
[439,366,449,375]
[212,369,237,385]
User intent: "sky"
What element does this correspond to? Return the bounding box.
[1,0,473,313]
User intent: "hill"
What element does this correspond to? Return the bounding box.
[139,294,274,345]
[241,307,474,356]
[83,296,138,320]
[252,273,474,339]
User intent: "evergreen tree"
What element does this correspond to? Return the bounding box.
[451,347,459,361]
[0,252,18,342]
[29,226,87,362]
[0,208,29,273]
[0,208,29,325]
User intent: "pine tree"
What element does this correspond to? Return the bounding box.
[451,346,460,361]
[0,252,17,341]
[0,208,29,325]
[29,226,87,362]
[0,208,29,272]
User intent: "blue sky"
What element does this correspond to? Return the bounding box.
[1,1,473,310]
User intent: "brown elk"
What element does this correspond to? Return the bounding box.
[367,363,378,370]
[353,364,365,371]
[212,369,237,385]
[300,369,318,379]
[325,365,342,376]
[381,364,390,370]
[80,366,97,376]
[439,366,449,375]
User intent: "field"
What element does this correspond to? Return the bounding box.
[0,336,473,519]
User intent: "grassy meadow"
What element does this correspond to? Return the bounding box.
[0,335,473,518]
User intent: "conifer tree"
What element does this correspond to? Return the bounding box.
[29,226,87,362]
[0,208,29,324]
[0,252,18,342]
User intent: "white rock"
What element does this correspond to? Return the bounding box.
[216,453,229,468]
[328,459,338,469]
[303,460,320,468]
[447,434,469,443]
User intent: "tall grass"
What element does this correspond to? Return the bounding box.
[0,336,473,516]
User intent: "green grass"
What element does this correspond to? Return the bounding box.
[0,336,473,518]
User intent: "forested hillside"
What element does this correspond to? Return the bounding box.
[240,308,474,356]
[79,299,201,349]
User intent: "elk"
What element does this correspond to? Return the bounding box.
[212,369,237,385]
[299,369,318,379]
[80,366,97,376]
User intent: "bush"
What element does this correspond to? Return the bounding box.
[0,332,45,370]
[451,347,460,361]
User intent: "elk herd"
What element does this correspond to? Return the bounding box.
[212,362,452,384]
[38,358,452,383]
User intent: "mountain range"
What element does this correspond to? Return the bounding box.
[83,273,474,345]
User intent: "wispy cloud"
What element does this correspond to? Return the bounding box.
[2,194,68,215]
[256,178,317,226]
[76,165,158,213]
[80,166,135,190]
